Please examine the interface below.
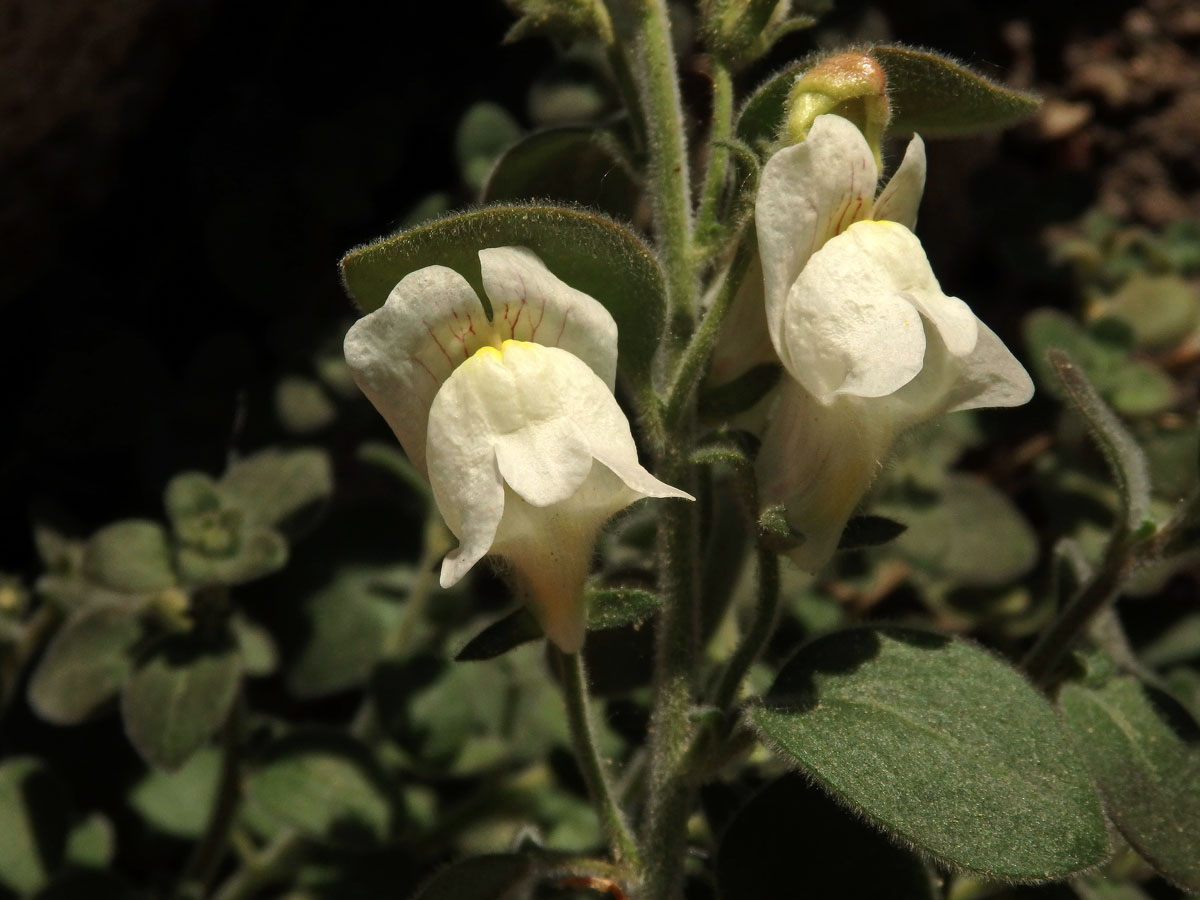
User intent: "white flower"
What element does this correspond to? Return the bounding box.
[753,114,1034,571]
[344,246,691,652]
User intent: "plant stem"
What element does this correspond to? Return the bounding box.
[711,544,780,712]
[695,62,734,252]
[552,647,643,870]
[1022,537,1136,687]
[644,451,699,900]
[176,693,245,899]
[607,0,696,347]
[211,828,306,900]
[664,235,755,430]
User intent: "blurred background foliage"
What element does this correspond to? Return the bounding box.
[1,0,1198,898]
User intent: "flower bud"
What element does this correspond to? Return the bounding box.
[786,52,890,166]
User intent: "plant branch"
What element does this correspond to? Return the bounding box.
[695,61,734,252]
[552,647,643,870]
[664,235,755,430]
[606,0,696,347]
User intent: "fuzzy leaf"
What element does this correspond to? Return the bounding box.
[1059,675,1200,890]
[749,627,1110,880]
[717,774,935,900]
[65,813,115,869]
[737,61,804,148]
[838,515,907,551]
[411,853,534,900]
[129,748,220,839]
[83,521,176,594]
[698,363,782,421]
[28,604,143,725]
[122,632,242,770]
[219,447,333,535]
[871,46,1039,137]
[0,758,68,895]
[1048,350,1152,534]
[455,588,661,661]
[340,205,667,384]
[455,103,523,192]
[483,127,638,221]
[242,731,393,847]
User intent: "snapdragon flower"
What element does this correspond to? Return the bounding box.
[344,246,691,652]
[754,114,1034,570]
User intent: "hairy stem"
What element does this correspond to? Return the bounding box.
[695,62,734,252]
[664,235,755,429]
[711,544,780,712]
[644,451,699,900]
[553,647,643,870]
[607,0,695,346]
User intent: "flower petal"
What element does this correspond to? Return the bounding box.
[757,381,896,572]
[778,221,928,401]
[344,265,491,476]
[943,320,1035,413]
[756,115,879,352]
[872,134,926,229]
[480,246,619,389]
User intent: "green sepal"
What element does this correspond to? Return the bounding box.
[1059,674,1200,890]
[121,630,242,770]
[871,45,1040,137]
[736,61,805,149]
[340,205,667,385]
[837,515,907,551]
[455,587,662,662]
[749,627,1110,880]
[483,126,639,222]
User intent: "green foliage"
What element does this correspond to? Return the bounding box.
[0,759,68,896]
[503,0,612,45]
[242,731,394,847]
[1059,671,1200,890]
[871,46,1040,137]
[700,0,815,71]
[455,103,523,193]
[697,363,781,422]
[717,774,935,900]
[129,748,219,839]
[410,854,533,900]
[64,814,116,870]
[27,605,143,726]
[122,632,242,770]
[483,127,639,222]
[340,205,667,384]
[83,521,176,594]
[750,628,1110,880]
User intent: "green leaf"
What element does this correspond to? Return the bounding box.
[83,521,176,593]
[483,127,638,221]
[455,103,523,192]
[698,363,781,421]
[1059,675,1200,890]
[749,627,1110,880]
[1101,273,1199,351]
[287,567,389,699]
[219,447,334,535]
[64,813,115,869]
[274,375,337,434]
[870,46,1040,137]
[456,588,661,661]
[340,205,667,384]
[716,774,935,900]
[122,632,242,770]
[1048,350,1152,535]
[128,747,220,839]
[878,475,1038,587]
[736,61,804,149]
[242,731,393,847]
[28,604,143,725]
[838,515,907,551]
[410,854,533,900]
[175,527,288,588]
[0,758,68,895]
[231,613,278,677]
